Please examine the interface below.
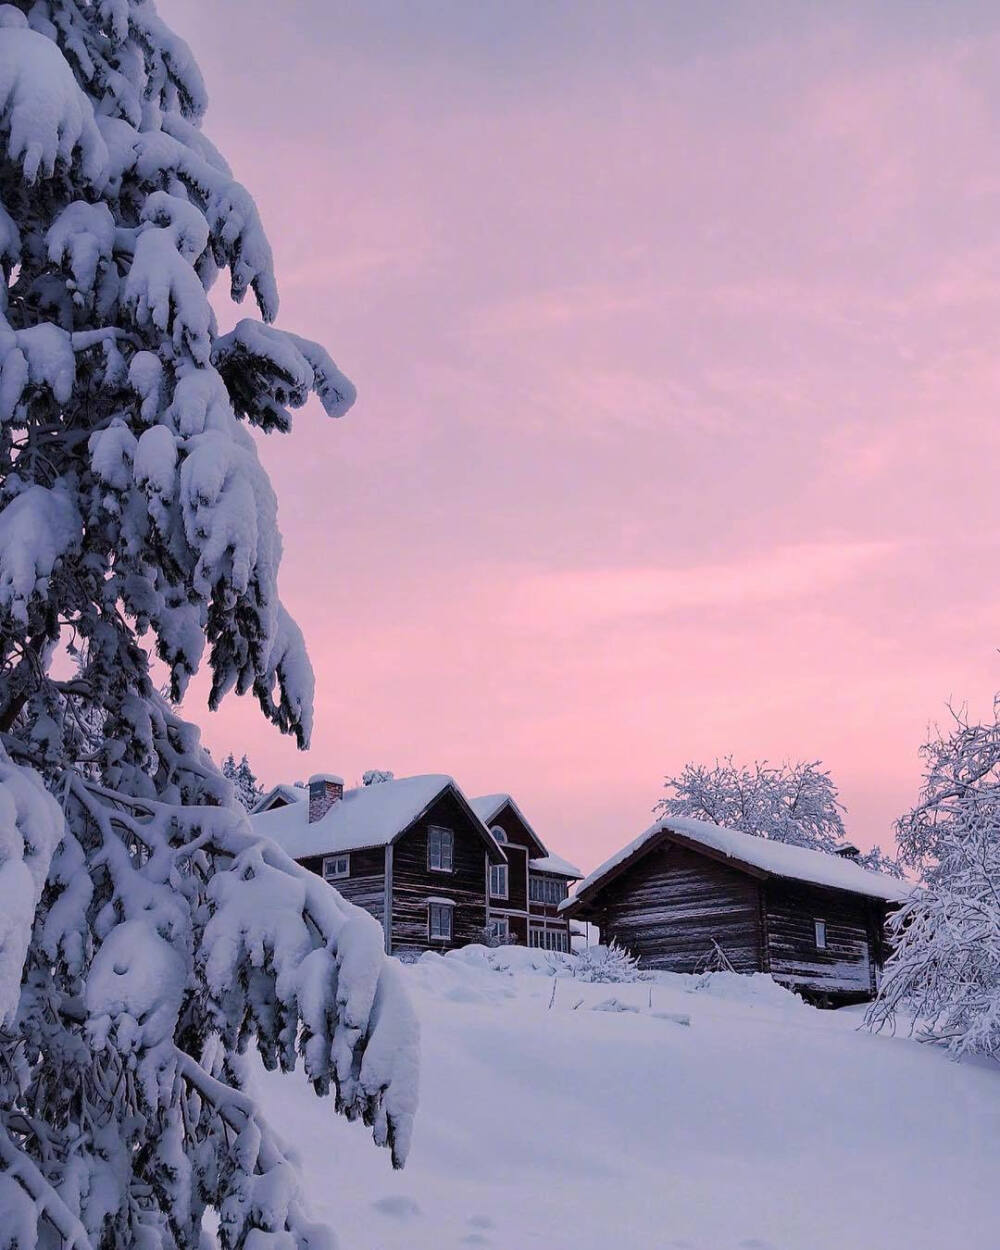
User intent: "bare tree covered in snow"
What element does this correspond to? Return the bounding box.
[0,5,417,1248]
[222,752,263,811]
[854,844,904,878]
[868,701,1000,1055]
[657,756,847,852]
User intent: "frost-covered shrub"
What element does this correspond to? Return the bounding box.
[363,769,395,786]
[572,942,642,983]
[0,6,416,1248]
[868,702,1000,1055]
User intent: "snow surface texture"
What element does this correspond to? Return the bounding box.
[567,813,913,909]
[253,949,1000,1250]
[252,773,503,858]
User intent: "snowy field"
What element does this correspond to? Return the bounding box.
[253,948,1000,1250]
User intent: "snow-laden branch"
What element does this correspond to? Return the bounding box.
[868,698,1000,1055]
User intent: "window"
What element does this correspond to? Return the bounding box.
[529,875,567,905]
[427,826,454,872]
[530,927,569,952]
[428,901,453,941]
[487,916,508,942]
[814,919,827,950]
[489,863,508,899]
[322,854,350,881]
[490,824,507,844]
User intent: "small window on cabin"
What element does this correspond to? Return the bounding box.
[814,919,827,950]
[489,863,508,899]
[487,916,508,942]
[428,902,453,941]
[322,854,350,881]
[427,826,454,872]
[491,824,507,844]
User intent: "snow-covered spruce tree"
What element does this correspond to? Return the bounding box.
[867,701,1000,1055]
[361,769,393,787]
[222,752,263,812]
[657,756,846,852]
[0,6,418,1248]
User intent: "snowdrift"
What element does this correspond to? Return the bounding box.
[252,949,1000,1250]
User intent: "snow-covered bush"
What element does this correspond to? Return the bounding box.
[363,769,395,786]
[572,942,642,983]
[868,701,1000,1055]
[0,5,416,1248]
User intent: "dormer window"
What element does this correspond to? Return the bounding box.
[428,825,454,872]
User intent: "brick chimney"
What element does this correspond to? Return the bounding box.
[309,773,344,823]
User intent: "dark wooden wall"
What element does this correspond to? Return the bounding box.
[596,841,764,972]
[299,846,385,925]
[764,880,879,998]
[391,790,489,953]
[486,803,546,859]
[493,840,529,913]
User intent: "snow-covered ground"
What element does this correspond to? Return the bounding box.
[253,948,1000,1250]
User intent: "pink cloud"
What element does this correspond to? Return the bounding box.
[165,2,1000,873]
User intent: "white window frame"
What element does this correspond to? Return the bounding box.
[814,919,827,950]
[322,853,350,881]
[489,862,509,899]
[427,825,454,873]
[487,916,509,942]
[428,901,453,941]
[490,824,507,844]
[529,925,568,952]
[529,875,567,906]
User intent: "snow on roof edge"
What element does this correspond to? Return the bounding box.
[564,815,913,910]
[469,792,553,858]
[251,773,507,862]
[529,853,583,879]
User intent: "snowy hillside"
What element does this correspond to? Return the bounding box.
[252,948,999,1250]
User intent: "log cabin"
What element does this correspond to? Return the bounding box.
[560,815,911,1004]
[251,773,507,955]
[469,794,582,952]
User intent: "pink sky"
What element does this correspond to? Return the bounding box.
[169,1,1000,872]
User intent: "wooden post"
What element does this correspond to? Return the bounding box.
[383,843,393,955]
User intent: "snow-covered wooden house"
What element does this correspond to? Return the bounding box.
[251,773,506,955]
[469,794,582,952]
[560,816,911,1003]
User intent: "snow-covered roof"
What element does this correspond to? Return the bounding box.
[469,794,510,825]
[251,774,505,861]
[251,783,307,814]
[529,854,583,879]
[563,815,912,912]
[471,792,581,876]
